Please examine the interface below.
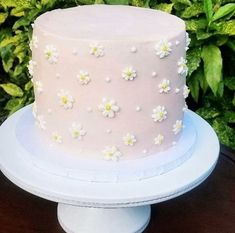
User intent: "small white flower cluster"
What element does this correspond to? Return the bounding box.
[152,106,167,122]
[158,79,171,93]
[154,134,164,145]
[44,45,59,64]
[185,32,191,51]
[29,35,38,50]
[57,90,74,110]
[98,98,119,118]
[155,39,172,58]
[35,81,43,94]
[183,85,190,98]
[77,71,90,85]
[90,42,104,57]
[173,120,183,134]
[123,133,137,146]
[102,146,122,161]
[178,57,188,77]
[122,67,137,81]
[27,60,37,76]
[35,115,46,130]
[52,132,62,144]
[69,123,86,140]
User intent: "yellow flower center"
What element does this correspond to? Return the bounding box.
[62,96,68,104]
[46,51,52,58]
[105,103,112,111]
[73,131,80,137]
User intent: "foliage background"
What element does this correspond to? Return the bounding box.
[0,0,234,149]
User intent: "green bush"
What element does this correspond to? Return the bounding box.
[0,0,234,149]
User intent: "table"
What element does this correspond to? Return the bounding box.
[0,147,234,233]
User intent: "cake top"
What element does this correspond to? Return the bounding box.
[35,5,185,41]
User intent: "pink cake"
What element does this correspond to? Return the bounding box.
[29,5,190,162]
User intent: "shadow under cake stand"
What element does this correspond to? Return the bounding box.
[0,105,220,233]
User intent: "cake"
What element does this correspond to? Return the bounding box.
[29,5,190,162]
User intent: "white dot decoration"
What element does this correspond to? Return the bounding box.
[175,88,180,93]
[175,40,180,46]
[106,129,112,134]
[136,106,141,112]
[130,46,137,53]
[56,73,61,79]
[152,72,157,77]
[87,107,92,112]
[142,149,148,154]
[47,108,52,114]
[72,49,78,55]
[172,141,177,146]
[105,77,111,83]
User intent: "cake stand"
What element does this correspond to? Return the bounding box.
[0,105,220,233]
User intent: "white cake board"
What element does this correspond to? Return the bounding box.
[0,106,220,233]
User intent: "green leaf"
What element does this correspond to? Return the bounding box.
[188,70,200,102]
[196,107,221,119]
[232,93,235,106]
[198,68,208,94]
[0,83,24,97]
[154,3,174,13]
[186,47,201,76]
[12,17,31,30]
[106,0,129,5]
[0,44,14,72]
[213,20,235,35]
[224,111,235,123]
[181,2,204,19]
[226,39,235,51]
[172,0,191,6]
[196,30,213,40]
[201,45,222,96]
[4,97,25,114]
[0,12,8,25]
[211,3,235,22]
[185,18,207,31]
[24,80,33,91]
[203,0,213,22]
[224,76,235,90]
[212,118,235,149]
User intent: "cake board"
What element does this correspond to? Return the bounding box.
[0,105,220,233]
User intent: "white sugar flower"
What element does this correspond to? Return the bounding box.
[123,133,137,146]
[183,85,190,98]
[32,102,37,118]
[122,67,137,81]
[185,32,191,51]
[69,123,86,140]
[158,79,171,93]
[77,71,90,85]
[178,57,188,76]
[52,132,62,144]
[29,35,38,50]
[152,106,167,122]
[155,39,172,58]
[35,115,46,130]
[89,42,104,57]
[98,98,119,118]
[102,146,122,161]
[173,120,183,135]
[44,45,59,64]
[35,81,43,94]
[57,90,74,110]
[27,60,36,76]
[154,134,164,145]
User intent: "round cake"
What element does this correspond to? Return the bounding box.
[29,5,190,161]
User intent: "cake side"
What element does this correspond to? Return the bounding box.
[29,5,190,161]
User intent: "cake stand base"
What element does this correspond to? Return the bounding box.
[58,204,151,233]
[0,106,220,233]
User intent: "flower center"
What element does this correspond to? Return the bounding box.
[105,103,112,111]
[62,96,68,104]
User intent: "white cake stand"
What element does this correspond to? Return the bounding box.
[0,106,219,233]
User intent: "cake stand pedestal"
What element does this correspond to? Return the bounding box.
[0,106,220,233]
